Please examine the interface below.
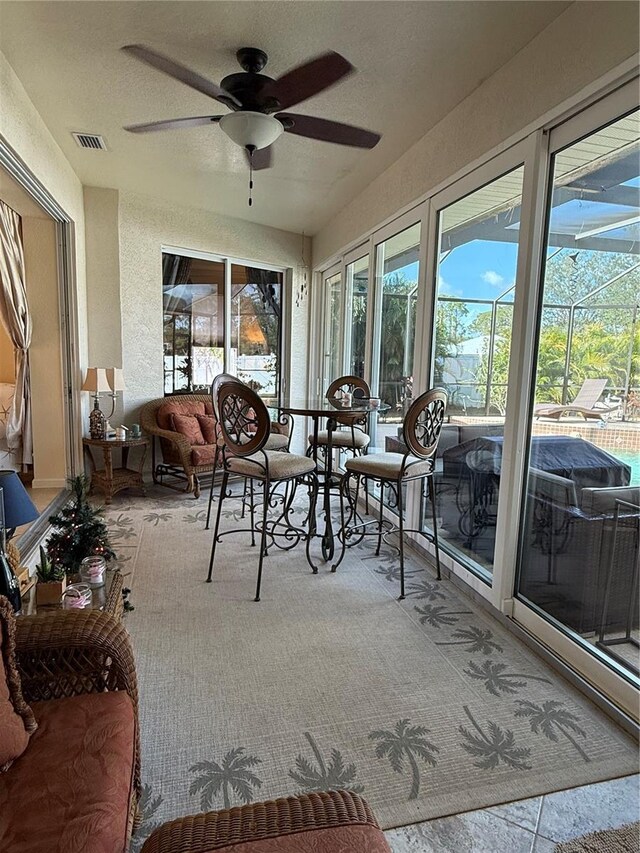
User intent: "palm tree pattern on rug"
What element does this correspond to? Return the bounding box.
[369,718,439,800]
[289,732,363,793]
[143,511,173,526]
[459,705,532,770]
[435,626,504,655]
[515,700,590,762]
[130,784,164,852]
[464,660,552,696]
[415,603,473,628]
[189,747,263,810]
[407,579,447,601]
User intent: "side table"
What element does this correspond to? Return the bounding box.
[21,566,125,621]
[83,436,148,504]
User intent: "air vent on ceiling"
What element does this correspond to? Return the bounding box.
[72,132,107,151]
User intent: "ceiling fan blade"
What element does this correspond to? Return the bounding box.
[264,51,354,111]
[279,113,380,149]
[245,146,273,170]
[122,44,241,108]
[124,116,223,133]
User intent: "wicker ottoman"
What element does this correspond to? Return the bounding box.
[140,790,391,853]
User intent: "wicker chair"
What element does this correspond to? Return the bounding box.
[8,608,140,849]
[140,790,391,852]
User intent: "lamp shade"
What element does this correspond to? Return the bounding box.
[0,471,39,530]
[106,367,126,392]
[219,111,284,151]
[81,367,111,393]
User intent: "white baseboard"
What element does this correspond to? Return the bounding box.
[32,478,66,489]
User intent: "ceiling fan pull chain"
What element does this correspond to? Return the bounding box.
[247,146,254,207]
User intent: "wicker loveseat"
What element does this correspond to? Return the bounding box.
[141,394,291,499]
[0,604,140,852]
[141,790,391,853]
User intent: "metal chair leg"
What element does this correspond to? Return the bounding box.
[397,476,405,600]
[207,470,228,583]
[249,479,256,546]
[428,475,442,581]
[204,456,218,530]
[254,478,270,602]
[376,482,384,556]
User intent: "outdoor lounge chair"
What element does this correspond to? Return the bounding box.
[534,378,618,421]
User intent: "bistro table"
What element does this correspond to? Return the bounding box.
[266,395,389,567]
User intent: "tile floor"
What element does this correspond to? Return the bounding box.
[384,774,639,852]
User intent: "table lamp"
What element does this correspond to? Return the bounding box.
[81,367,111,439]
[0,470,39,613]
[106,367,126,418]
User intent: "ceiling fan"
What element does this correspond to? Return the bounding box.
[122,45,381,203]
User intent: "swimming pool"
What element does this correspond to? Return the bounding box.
[613,450,640,486]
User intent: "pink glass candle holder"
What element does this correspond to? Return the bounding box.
[61,583,92,610]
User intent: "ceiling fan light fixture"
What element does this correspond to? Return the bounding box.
[219,111,284,151]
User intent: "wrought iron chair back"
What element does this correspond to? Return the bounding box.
[216,379,271,458]
[326,375,371,400]
[402,388,448,460]
[211,373,236,422]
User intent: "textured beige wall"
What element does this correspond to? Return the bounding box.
[23,217,66,487]
[116,191,310,433]
[0,49,87,479]
[313,1,640,265]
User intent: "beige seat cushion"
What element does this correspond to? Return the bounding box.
[265,432,289,451]
[309,429,370,449]
[346,452,432,480]
[227,451,315,480]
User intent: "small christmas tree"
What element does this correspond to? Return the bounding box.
[46,475,116,574]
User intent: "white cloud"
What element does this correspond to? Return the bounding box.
[481,270,504,287]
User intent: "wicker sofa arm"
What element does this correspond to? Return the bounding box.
[15,610,141,795]
[141,790,380,853]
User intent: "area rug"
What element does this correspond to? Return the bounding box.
[555,822,640,852]
[103,487,638,850]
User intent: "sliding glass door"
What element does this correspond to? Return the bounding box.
[422,166,525,580]
[516,107,640,682]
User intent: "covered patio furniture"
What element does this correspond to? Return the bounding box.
[534,378,618,421]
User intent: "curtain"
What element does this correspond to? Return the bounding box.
[0,201,32,466]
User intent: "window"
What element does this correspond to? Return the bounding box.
[516,110,639,678]
[162,251,284,396]
[424,166,525,579]
[345,254,369,378]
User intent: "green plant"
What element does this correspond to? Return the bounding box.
[35,545,65,583]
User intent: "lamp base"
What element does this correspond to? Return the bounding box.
[89,397,106,440]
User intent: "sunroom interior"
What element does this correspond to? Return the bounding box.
[0,2,638,851]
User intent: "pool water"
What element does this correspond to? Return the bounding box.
[613,450,640,486]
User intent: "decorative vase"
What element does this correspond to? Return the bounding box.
[36,576,67,606]
[89,398,106,440]
[80,556,106,588]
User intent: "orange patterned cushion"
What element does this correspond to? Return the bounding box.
[171,413,206,445]
[196,414,219,445]
[191,445,219,467]
[0,597,36,772]
[0,691,135,853]
[157,399,207,431]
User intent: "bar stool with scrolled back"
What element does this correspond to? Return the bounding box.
[207,377,319,601]
[204,373,292,530]
[339,388,447,599]
[309,375,372,459]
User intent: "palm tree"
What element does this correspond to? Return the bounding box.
[369,718,439,800]
[414,604,472,628]
[435,626,504,655]
[514,700,589,762]
[183,510,207,524]
[373,563,421,583]
[130,784,164,852]
[407,580,447,601]
[459,705,531,771]
[464,661,551,697]
[143,511,173,526]
[289,732,363,793]
[189,747,262,810]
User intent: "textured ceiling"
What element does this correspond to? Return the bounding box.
[0,1,570,234]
